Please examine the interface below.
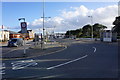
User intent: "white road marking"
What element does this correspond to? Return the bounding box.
[0,63,6,74]
[0,70,5,74]
[47,55,88,70]
[11,59,38,70]
[12,62,37,70]
[93,47,96,53]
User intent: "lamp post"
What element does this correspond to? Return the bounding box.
[18,18,26,56]
[88,16,93,40]
[41,0,51,49]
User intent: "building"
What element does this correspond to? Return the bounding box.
[0,30,9,41]
[9,31,22,39]
[54,33,65,39]
[100,30,117,42]
[18,30,35,39]
[27,30,35,39]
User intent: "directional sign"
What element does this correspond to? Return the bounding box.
[21,22,27,33]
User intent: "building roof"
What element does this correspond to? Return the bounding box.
[1,30,19,34]
[8,30,20,34]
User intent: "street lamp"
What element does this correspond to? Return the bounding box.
[18,18,25,22]
[18,18,26,56]
[88,16,93,39]
[41,17,51,42]
[41,0,51,49]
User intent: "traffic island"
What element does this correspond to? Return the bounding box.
[2,46,66,60]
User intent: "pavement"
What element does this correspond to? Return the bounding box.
[0,42,7,46]
[1,40,66,60]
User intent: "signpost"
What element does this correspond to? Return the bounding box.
[18,18,27,57]
[21,22,27,33]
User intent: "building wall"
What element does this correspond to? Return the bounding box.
[100,31,117,42]
[54,33,65,39]
[0,31,9,41]
[19,30,35,39]
[28,30,34,39]
[10,34,22,39]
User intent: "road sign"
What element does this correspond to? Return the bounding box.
[21,22,27,33]
[20,22,27,55]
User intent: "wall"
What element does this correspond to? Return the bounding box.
[0,31,9,41]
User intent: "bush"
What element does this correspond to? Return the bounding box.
[80,36,92,38]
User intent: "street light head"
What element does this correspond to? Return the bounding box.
[18,18,25,22]
[18,19,21,21]
[88,16,90,17]
[88,16,92,18]
[41,17,51,18]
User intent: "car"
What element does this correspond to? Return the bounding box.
[8,38,23,47]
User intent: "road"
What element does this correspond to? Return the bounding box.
[1,39,119,79]
[1,40,32,54]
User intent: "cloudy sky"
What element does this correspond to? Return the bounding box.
[1,1,119,34]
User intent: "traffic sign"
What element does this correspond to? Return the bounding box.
[21,22,27,33]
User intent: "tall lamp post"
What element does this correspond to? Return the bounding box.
[88,16,93,40]
[41,0,51,49]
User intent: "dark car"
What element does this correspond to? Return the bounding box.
[8,38,23,47]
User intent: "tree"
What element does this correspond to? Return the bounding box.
[82,24,92,37]
[112,16,120,35]
[65,28,82,38]
[93,23,107,38]
[65,23,107,38]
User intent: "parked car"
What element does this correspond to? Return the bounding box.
[8,38,23,47]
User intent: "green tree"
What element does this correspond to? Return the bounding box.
[82,24,92,37]
[113,16,120,35]
[93,23,107,38]
[65,23,107,38]
[65,28,82,38]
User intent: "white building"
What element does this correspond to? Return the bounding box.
[27,30,35,39]
[100,30,117,42]
[54,33,65,39]
[0,30,9,41]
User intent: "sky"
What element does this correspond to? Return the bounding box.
[1,1,119,34]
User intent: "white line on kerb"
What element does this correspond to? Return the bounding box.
[47,55,88,70]
[93,47,96,53]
